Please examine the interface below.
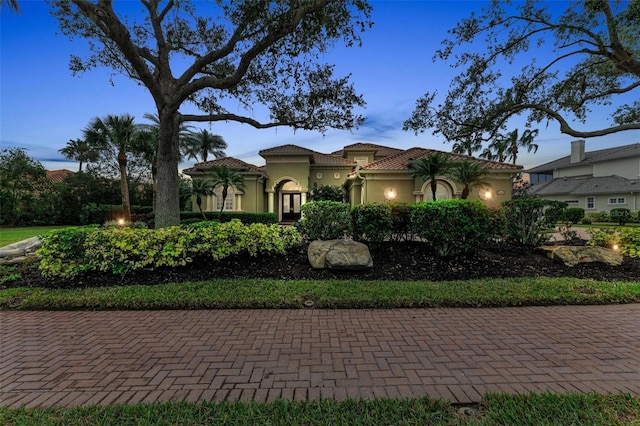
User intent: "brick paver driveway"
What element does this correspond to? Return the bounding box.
[1,305,639,408]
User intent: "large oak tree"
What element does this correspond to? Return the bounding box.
[403,0,639,143]
[51,0,372,227]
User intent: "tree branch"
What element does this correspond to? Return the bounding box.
[181,112,311,130]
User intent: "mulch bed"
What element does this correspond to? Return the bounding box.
[5,240,639,290]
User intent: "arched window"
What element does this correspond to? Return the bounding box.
[423,181,452,201]
[214,186,235,211]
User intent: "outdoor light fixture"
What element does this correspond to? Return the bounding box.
[118,218,125,226]
[383,187,396,201]
[613,244,619,251]
[479,188,492,200]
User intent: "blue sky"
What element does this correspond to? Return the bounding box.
[1,1,638,172]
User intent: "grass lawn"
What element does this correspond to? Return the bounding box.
[0,226,67,247]
[1,276,639,310]
[0,392,638,425]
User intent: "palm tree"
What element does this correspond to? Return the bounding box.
[1,0,20,13]
[449,160,489,199]
[408,152,454,201]
[207,165,245,215]
[182,129,227,163]
[183,178,215,220]
[83,114,136,222]
[59,138,100,172]
[480,136,509,163]
[483,129,539,165]
[507,128,539,165]
[131,128,159,212]
[451,132,483,156]
[137,113,194,213]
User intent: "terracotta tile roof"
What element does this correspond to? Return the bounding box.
[183,157,264,174]
[527,143,640,173]
[46,169,74,184]
[332,143,404,157]
[358,148,522,171]
[259,144,315,155]
[260,144,355,165]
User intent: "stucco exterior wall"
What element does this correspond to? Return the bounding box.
[536,193,639,213]
[593,158,640,180]
[554,164,593,178]
[308,166,353,189]
[241,176,265,213]
[264,159,311,192]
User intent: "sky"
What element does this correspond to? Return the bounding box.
[1,0,639,173]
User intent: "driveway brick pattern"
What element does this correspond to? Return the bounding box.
[1,305,639,408]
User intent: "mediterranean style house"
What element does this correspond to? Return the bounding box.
[183,143,522,222]
[528,140,640,212]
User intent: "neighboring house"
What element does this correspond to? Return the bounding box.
[528,140,640,212]
[183,143,522,222]
[46,169,74,184]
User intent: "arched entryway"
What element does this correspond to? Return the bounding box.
[421,180,455,201]
[271,178,306,223]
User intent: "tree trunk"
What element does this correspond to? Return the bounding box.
[151,157,158,214]
[118,150,131,222]
[461,186,469,199]
[155,110,181,228]
[430,180,437,201]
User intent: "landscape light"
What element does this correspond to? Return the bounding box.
[613,244,619,251]
[118,218,125,226]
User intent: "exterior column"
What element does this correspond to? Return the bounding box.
[268,192,275,213]
[415,195,421,203]
[301,192,307,206]
[236,194,242,211]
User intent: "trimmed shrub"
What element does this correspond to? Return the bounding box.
[179,211,277,225]
[501,198,565,246]
[37,226,98,278]
[610,208,631,226]
[563,207,585,224]
[586,211,610,223]
[38,220,302,278]
[581,216,592,225]
[410,199,493,256]
[388,202,414,241]
[309,184,345,202]
[298,201,351,240]
[351,203,393,243]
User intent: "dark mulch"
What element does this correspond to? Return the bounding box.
[4,240,639,290]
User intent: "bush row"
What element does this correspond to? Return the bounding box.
[298,198,566,255]
[584,209,640,225]
[38,220,301,278]
[588,227,640,258]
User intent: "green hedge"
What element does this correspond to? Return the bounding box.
[351,203,393,243]
[410,199,494,256]
[38,220,302,278]
[298,201,351,240]
[178,211,277,225]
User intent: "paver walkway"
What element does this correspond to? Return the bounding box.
[1,305,639,408]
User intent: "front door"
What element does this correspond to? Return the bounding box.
[282,193,301,222]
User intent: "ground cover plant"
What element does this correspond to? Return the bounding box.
[1,392,638,425]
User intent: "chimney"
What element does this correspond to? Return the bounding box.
[570,140,585,163]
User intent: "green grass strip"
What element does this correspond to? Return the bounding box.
[0,226,66,247]
[1,277,639,310]
[0,393,637,425]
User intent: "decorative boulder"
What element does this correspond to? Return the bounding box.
[308,240,373,270]
[538,245,623,267]
[0,237,41,265]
